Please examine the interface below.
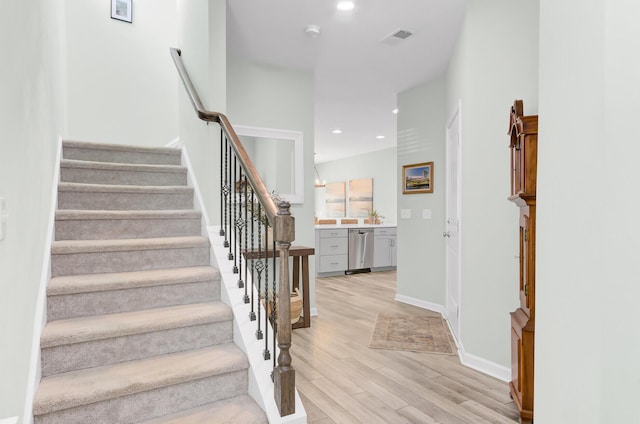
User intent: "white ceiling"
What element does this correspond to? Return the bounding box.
[227,0,468,164]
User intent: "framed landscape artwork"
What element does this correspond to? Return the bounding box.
[402,162,433,194]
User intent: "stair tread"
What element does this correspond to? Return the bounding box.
[33,344,248,416]
[60,158,187,173]
[51,236,209,254]
[63,140,182,156]
[58,181,193,193]
[139,395,268,424]
[41,302,231,348]
[48,266,218,296]
[55,209,201,221]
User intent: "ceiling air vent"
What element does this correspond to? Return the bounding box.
[381,28,414,45]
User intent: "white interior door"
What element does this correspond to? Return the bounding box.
[445,101,462,343]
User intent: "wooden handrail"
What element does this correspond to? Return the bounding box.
[170,47,296,416]
[169,48,279,222]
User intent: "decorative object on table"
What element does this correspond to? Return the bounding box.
[402,161,433,194]
[241,188,281,227]
[325,181,346,218]
[366,210,384,225]
[234,175,248,192]
[111,0,132,23]
[348,178,373,217]
[369,314,455,354]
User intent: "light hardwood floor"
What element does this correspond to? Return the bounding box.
[291,271,519,424]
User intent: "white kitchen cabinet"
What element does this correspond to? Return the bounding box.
[315,226,397,275]
[316,229,348,274]
[373,227,397,268]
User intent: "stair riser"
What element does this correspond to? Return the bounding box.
[55,217,201,240]
[61,167,187,187]
[58,191,194,211]
[63,146,182,166]
[41,322,233,377]
[48,281,219,321]
[34,370,248,424]
[51,247,210,277]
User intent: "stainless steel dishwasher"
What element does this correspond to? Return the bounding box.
[348,228,374,273]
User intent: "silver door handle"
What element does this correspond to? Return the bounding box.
[443,232,450,238]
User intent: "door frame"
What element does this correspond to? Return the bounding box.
[445,99,462,343]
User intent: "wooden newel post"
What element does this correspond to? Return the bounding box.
[274,200,295,416]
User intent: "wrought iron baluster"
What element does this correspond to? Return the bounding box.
[236,167,244,285]
[227,148,234,261]
[263,224,271,361]
[219,128,225,236]
[222,138,230,247]
[231,155,238,268]
[242,174,250,298]
[249,193,256,317]
[255,204,263,340]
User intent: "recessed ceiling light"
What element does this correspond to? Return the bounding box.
[376,135,385,139]
[304,25,321,38]
[392,108,399,114]
[337,1,355,11]
[332,129,342,134]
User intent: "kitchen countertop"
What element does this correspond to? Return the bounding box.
[314,223,396,230]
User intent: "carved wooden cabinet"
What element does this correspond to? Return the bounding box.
[508,100,538,424]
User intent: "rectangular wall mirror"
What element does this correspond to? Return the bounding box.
[235,125,304,204]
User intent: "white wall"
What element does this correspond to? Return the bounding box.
[64,0,178,146]
[255,138,295,196]
[443,0,539,370]
[396,77,447,306]
[315,147,397,224]
[226,56,316,311]
[0,0,65,420]
[535,1,640,422]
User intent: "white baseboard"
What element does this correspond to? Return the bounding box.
[180,145,211,227]
[394,294,445,315]
[458,346,511,382]
[0,417,19,424]
[23,136,63,424]
[165,137,183,149]
[394,293,510,382]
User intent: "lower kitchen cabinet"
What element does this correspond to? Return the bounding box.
[316,228,348,274]
[315,226,397,276]
[373,227,397,268]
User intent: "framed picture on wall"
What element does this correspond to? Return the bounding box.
[402,162,434,194]
[111,0,133,23]
[325,181,346,218]
[348,178,373,217]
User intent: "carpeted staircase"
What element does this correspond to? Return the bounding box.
[32,141,268,423]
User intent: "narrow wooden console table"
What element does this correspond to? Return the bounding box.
[242,245,314,329]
